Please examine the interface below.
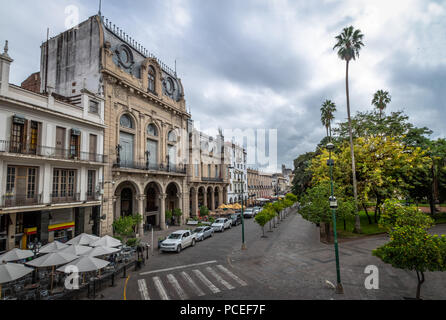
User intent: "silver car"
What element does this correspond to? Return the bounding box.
[193,226,214,241]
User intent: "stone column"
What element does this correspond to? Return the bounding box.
[37,211,50,245]
[210,189,215,211]
[192,189,198,217]
[218,189,223,208]
[137,195,145,237]
[177,192,183,225]
[203,189,208,209]
[159,193,166,230]
[7,213,16,251]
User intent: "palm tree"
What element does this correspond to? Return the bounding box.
[372,90,391,118]
[320,100,337,139]
[333,25,364,233]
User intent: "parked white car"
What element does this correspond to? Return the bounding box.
[211,218,232,232]
[159,230,196,253]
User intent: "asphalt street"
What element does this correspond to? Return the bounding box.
[97,209,446,300]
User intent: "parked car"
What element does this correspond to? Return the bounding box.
[243,208,255,218]
[229,213,242,226]
[159,230,196,253]
[193,226,214,241]
[211,218,232,232]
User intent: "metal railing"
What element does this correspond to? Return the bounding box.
[112,160,187,174]
[85,192,100,202]
[50,193,81,204]
[202,177,224,182]
[1,194,43,208]
[0,140,107,163]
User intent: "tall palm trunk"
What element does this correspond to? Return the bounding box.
[345,59,361,233]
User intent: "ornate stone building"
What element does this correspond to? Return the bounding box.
[187,128,229,216]
[39,15,194,235]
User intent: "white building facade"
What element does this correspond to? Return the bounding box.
[0,42,105,253]
[225,142,248,204]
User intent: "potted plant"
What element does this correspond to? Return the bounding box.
[173,208,183,225]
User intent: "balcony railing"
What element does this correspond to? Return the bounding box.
[112,160,187,174]
[202,177,224,182]
[1,194,42,208]
[50,193,81,204]
[86,192,100,202]
[0,140,107,163]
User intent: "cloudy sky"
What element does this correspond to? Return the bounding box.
[1,0,445,172]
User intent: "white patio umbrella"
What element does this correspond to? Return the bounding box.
[0,248,34,262]
[39,241,69,254]
[0,262,34,299]
[83,246,119,257]
[66,233,100,246]
[58,245,92,256]
[90,235,122,248]
[25,252,78,293]
[57,256,110,273]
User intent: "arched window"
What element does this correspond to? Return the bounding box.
[147,123,158,136]
[168,130,177,143]
[148,66,155,93]
[120,114,134,129]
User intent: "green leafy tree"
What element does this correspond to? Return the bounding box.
[333,25,365,233]
[173,208,183,225]
[165,209,173,222]
[373,200,446,299]
[292,152,317,199]
[373,226,446,299]
[254,211,269,238]
[113,214,142,243]
[199,206,209,217]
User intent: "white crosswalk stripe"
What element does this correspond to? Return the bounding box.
[205,266,234,290]
[153,276,170,300]
[167,274,188,300]
[138,279,150,300]
[216,265,248,286]
[193,269,221,294]
[180,271,205,297]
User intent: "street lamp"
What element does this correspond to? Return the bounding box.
[326,142,343,294]
[28,238,41,284]
[229,165,246,250]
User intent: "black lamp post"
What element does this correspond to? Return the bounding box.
[229,165,246,250]
[326,142,343,294]
[28,238,41,283]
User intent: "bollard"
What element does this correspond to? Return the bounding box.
[111,273,115,287]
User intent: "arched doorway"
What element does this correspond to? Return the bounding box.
[198,187,205,209]
[214,187,220,209]
[166,182,181,225]
[145,182,162,229]
[207,187,213,210]
[121,188,133,216]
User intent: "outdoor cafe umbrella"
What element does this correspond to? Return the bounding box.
[66,233,100,246]
[58,245,92,256]
[0,262,34,299]
[0,248,34,263]
[83,246,119,257]
[39,240,69,254]
[90,235,122,248]
[25,252,78,293]
[57,256,110,284]
[56,256,109,273]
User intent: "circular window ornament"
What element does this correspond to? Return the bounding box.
[163,77,175,96]
[120,114,133,129]
[116,44,134,69]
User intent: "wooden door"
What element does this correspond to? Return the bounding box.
[89,134,97,161]
[56,127,66,157]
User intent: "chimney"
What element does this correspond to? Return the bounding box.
[0,40,13,95]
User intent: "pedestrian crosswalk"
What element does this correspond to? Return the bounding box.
[136,264,247,300]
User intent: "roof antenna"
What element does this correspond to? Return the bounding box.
[175,59,177,76]
[98,0,102,16]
